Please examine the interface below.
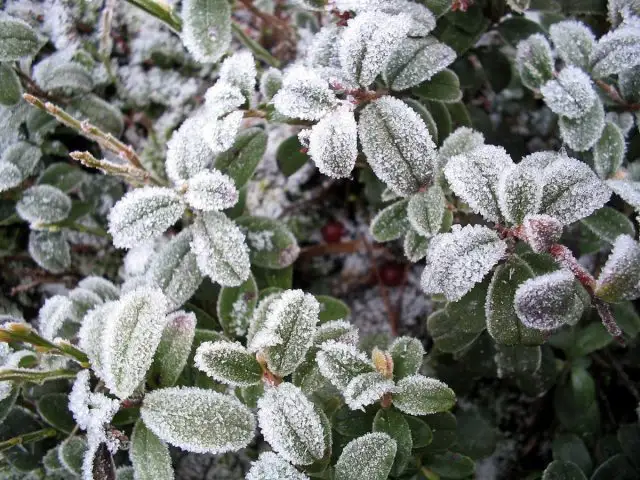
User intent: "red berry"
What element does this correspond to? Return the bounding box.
[321,221,345,243]
[379,263,405,287]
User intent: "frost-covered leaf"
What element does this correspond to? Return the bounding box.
[498,163,543,225]
[393,375,455,415]
[607,179,640,210]
[201,111,244,154]
[558,98,605,152]
[102,287,169,399]
[257,383,328,465]
[219,51,256,99]
[214,127,268,188]
[373,0,437,36]
[246,452,309,480]
[404,228,430,262]
[272,66,338,121]
[194,340,263,386]
[580,207,636,245]
[247,292,284,352]
[151,311,196,388]
[606,111,635,136]
[421,225,507,301]
[28,230,70,274]
[412,69,462,103]
[203,81,245,118]
[191,211,251,286]
[339,11,410,87]
[78,303,113,379]
[316,341,375,391]
[17,185,72,225]
[217,274,258,338]
[0,16,41,61]
[549,21,594,71]
[407,185,446,238]
[147,229,203,310]
[494,344,542,378]
[182,0,231,64]
[0,162,21,192]
[516,34,554,90]
[165,118,215,185]
[334,432,397,480]
[131,420,173,480]
[619,65,640,103]
[437,127,485,169]
[595,235,640,302]
[370,199,409,242]
[259,68,283,101]
[38,295,74,341]
[543,460,587,480]
[541,67,596,119]
[59,436,87,476]
[404,98,439,144]
[141,387,256,454]
[390,336,425,379]
[184,169,238,211]
[372,408,413,476]
[236,216,300,269]
[0,63,21,106]
[385,37,456,91]
[594,122,625,179]
[313,320,358,346]
[34,60,93,96]
[515,270,584,330]
[590,19,640,78]
[108,187,184,249]
[344,372,395,410]
[444,145,513,222]
[359,96,437,196]
[69,94,125,137]
[315,295,351,323]
[78,277,119,302]
[308,108,358,179]
[522,214,563,253]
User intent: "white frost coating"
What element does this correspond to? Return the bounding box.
[38,295,74,340]
[153,310,197,387]
[141,386,256,454]
[437,127,485,169]
[404,229,430,262]
[590,17,640,78]
[203,81,245,117]
[165,117,215,185]
[316,340,374,391]
[308,108,358,179]
[259,68,283,101]
[595,234,640,301]
[16,184,72,225]
[339,11,410,87]
[313,320,359,346]
[407,185,446,238]
[247,292,284,352]
[78,277,119,302]
[540,66,597,119]
[522,214,563,253]
[191,211,251,287]
[516,34,554,90]
[257,383,327,465]
[108,187,184,249]
[305,24,342,74]
[343,372,395,411]
[201,110,244,154]
[607,179,640,210]
[272,66,338,121]
[421,225,507,301]
[246,452,310,480]
[194,340,261,386]
[444,145,514,222]
[358,96,437,196]
[374,0,437,36]
[123,240,157,278]
[181,0,231,64]
[334,432,397,480]
[392,375,455,415]
[78,302,114,381]
[184,169,239,211]
[549,20,595,70]
[0,162,22,192]
[514,270,582,330]
[497,163,543,225]
[102,287,169,399]
[558,98,605,151]
[218,51,256,99]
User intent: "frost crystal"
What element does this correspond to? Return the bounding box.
[444,145,514,222]
[607,179,640,210]
[0,162,21,192]
[514,270,583,330]
[1,141,41,181]
[437,127,485,169]
[201,110,244,154]
[522,214,563,253]
[29,230,70,274]
[246,452,309,480]
[185,169,239,211]
[313,320,359,346]
[141,387,256,454]
[595,235,640,302]
[78,277,119,302]
[38,295,74,340]
[339,11,410,87]
[165,118,215,185]
[549,20,595,70]
[407,185,446,238]
[102,287,169,399]
[108,187,185,249]
[540,66,596,119]
[152,311,197,387]
[130,420,173,480]
[344,372,395,411]
[359,96,437,196]
[389,336,425,379]
[181,0,231,64]
[272,66,338,121]
[516,34,554,90]
[204,81,245,118]
[334,432,397,480]
[78,302,114,380]
[259,68,283,101]
[194,340,263,386]
[308,108,358,179]
[404,229,430,262]
[17,185,72,225]
[316,341,375,391]
[257,383,327,465]
[590,18,640,78]
[498,163,543,225]
[218,51,257,99]
[392,375,456,415]
[191,211,251,286]
[421,225,507,301]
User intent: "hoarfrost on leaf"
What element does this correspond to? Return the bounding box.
[343,372,395,410]
[498,163,543,225]
[78,277,119,302]
[407,185,446,238]
[334,432,397,480]
[516,34,554,90]
[181,0,232,64]
[151,311,197,388]
[389,336,425,379]
[0,15,41,61]
[130,420,173,480]
[38,295,74,341]
[392,374,456,415]
[272,66,338,121]
[29,230,71,274]
[203,81,245,117]
[165,118,215,185]
[246,452,310,480]
[194,340,263,386]
[540,66,597,119]
[404,229,430,262]
[558,95,606,152]
[308,108,358,179]
[316,341,375,391]
[594,121,626,179]
[78,303,114,380]
[437,127,485,169]
[370,199,409,243]
[184,169,239,211]
[218,51,257,100]
[0,162,22,192]
[595,235,640,302]
[201,110,244,154]
[607,179,640,210]
[313,320,359,347]
[17,185,72,226]
[522,214,563,253]
[590,18,640,78]
[259,68,283,101]
[549,21,595,70]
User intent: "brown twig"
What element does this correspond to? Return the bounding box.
[595,79,640,112]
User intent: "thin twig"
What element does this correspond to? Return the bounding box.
[595,79,640,112]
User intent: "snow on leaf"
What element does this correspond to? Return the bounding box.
[444,145,514,222]
[540,66,597,119]
[437,127,485,170]
[522,214,563,253]
[29,230,70,274]
[181,0,231,64]
[404,229,430,262]
[607,179,640,210]
[130,420,173,480]
[594,121,626,179]
[313,320,359,347]
[201,111,244,154]
[359,96,437,196]
[246,452,310,480]
[272,66,338,121]
[102,287,169,399]
[17,185,72,225]
[420,225,507,301]
[516,34,554,90]
[308,108,358,179]
[407,185,446,238]
[389,336,425,379]
[218,51,257,100]
[549,20,595,70]
[165,117,215,184]
[259,68,283,101]
[316,341,375,391]
[190,211,251,287]
[514,270,583,330]
[334,432,397,480]
[498,163,543,225]
[184,169,239,211]
[339,11,411,87]
[590,18,640,78]
[140,386,256,454]
[344,372,395,411]
[194,340,263,386]
[38,295,74,341]
[108,187,185,249]
[392,374,456,415]
[203,81,245,118]
[595,235,640,302]
[78,302,114,381]
[78,277,119,302]
[257,383,327,465]
[151,311,197,388]
[558,96,605,152]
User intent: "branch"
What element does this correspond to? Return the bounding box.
[0,428,57,453]
[0,368,78,383]
[232,22,280,68]
[595,79,640,112]
[124,0,182,31]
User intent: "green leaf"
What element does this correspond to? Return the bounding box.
[2,141,42,186]
[494,344,542,377]
[445,280,488,334]
[427,309,482,353]
[0,16,41,61]
[405,415,433,448]
[424,451,475,478]
[571,322,612,357]
[516,33,554,90]
[542,460,587,480]
[37,163,85,193]
[315,295,351,323]
[558,98,605,152]
[0,63,22,106]
[413,69,462,103]
[0,388,18,424]
[370,199,410,242]
[554,367,600,435]
[423,412,457,452]
[404,228,430,262]
[618,424,640,469]
[590,454,639,480]
[407,185,446,238]
[236,216,300,269]
[404,98,439,144]
[477,48,512,93]
[28,230,71,274]
[447,101,472,127]
[69,94,124,136]
[498,17,545,46]
[427,100,452,144]
[389,336,425,379]
[455,408,497,459]
[215,127,268,187]
[35,61,93,95]
[594,122,625,179]
[217,274,258,338]
[552,434,593,476]
[613,301,640,340]
[373,408,413,476]
[393,375,456,416]
[17,184,72,225]
[59,436,87,476]
[579,207,635,245]
[131,420,173,480]
[36,393,75,434]
[332,405,377,438]
[181,0,232,63]
[151,311,197,388]
[276,135,309,177]
[334,432,397,480]
[195,340,263,386]
[253,265,293,290]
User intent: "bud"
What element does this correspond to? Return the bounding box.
[372,348,394,379]
[521,214,563,253]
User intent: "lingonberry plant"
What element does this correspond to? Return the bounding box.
[0,0,640,479]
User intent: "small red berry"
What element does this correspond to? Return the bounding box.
[321,221,345,244]
[379,263,405,287]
